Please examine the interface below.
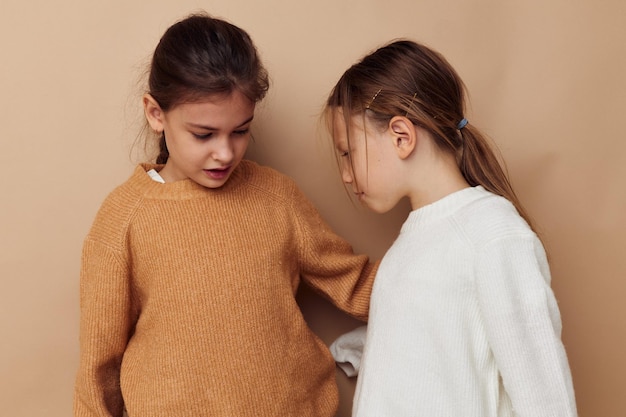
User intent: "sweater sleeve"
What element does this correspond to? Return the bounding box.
[290,185,378,321]
[475,235,577,417]
[74,238,135,417]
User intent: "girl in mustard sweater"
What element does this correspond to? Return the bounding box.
[74,12,377,417]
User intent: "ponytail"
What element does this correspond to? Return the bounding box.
[459,125,534,230]
[156,134,169,164]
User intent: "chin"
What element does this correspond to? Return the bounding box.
[363,203,390,214]
[193,176,229,189]
[363,199,398,214]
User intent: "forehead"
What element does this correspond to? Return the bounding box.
[172,91,255,122]
[331,108,367,144]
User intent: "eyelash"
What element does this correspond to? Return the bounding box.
[192,129,250,140]
[193,133,212,139]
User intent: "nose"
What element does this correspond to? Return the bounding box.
[341,168,353,184]
[340,158,353,184]
[212,137,235,164]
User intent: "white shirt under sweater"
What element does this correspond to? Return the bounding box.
[353,186,577,417]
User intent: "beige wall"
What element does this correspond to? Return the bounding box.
[1,0,624,416]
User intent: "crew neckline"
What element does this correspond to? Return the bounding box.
[130,162,250,200]
[401,186,489,232]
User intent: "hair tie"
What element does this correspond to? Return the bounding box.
[457,118,468,130]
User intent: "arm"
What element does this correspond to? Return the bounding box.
[475,235,577,417]
[74,239,134,417]
[290,185,378,321]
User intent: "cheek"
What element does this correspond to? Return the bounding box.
[353,157,368,180]
[234,136,250,153]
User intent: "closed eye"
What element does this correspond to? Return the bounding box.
[192,128,250,140]
[232,128,250,136]
[193,132,213,140]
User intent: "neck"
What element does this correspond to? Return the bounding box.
[407,153,469,211]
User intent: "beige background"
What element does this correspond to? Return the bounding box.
[1,0,624,416]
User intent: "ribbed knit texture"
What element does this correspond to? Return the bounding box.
[74,161,377,417]
[353,186,577,417]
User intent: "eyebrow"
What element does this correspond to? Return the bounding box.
[187,115,254,130]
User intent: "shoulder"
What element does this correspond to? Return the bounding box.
[235,160,323,223]
[453,187,537,248]
[85,166,146,250]
[237,160,302,201]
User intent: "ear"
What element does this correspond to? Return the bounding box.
[389,116,417,160]
[143,94,165,133]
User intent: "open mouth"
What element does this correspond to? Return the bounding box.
[203,166,231,180]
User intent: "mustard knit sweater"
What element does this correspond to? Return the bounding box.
[74,161,377,417]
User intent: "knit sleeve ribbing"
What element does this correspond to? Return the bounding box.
[289,184,378,321]
[74,238,135,417]
[474,235,578,417]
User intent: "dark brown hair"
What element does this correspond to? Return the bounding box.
[147,12,269,163]
[325,39,533,230]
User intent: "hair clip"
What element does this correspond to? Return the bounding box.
[365,89,382,109]
[457,118,468,130]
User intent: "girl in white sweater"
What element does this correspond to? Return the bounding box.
[324,40,577,417]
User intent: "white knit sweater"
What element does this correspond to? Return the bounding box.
[352,186,577,417]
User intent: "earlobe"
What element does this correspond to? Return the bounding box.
[389,116,417,160]
[143,94,164,133]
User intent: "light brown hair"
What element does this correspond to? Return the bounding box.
[325,39,534,230]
